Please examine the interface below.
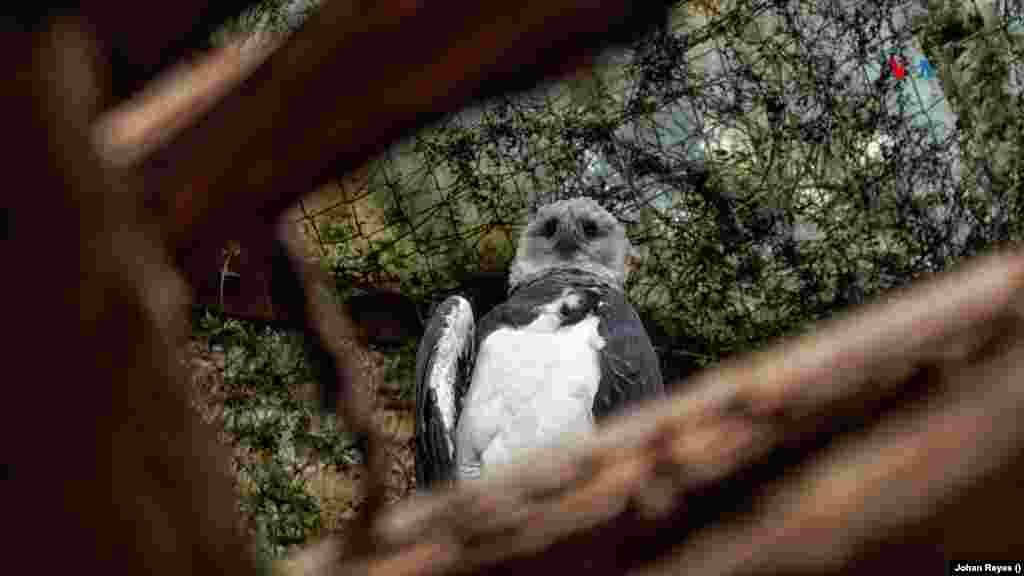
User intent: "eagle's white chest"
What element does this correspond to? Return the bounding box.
[456,292,606,480]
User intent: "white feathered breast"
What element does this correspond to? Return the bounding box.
[455,289,606,480]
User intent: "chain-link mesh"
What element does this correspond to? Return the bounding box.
[271,0,1024,373]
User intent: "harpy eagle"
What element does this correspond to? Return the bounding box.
[415,197,664,488]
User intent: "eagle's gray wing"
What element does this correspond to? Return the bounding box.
[593,288,664,420]
[414,296,475,489]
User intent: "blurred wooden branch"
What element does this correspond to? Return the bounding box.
[5,17,261,576]
[94,39,271,168]
[275,225,391,557]
[281,249,1024,575]
[95,0,668,265]
[84,0,264,100]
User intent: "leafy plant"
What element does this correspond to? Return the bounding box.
[193,311,363,558]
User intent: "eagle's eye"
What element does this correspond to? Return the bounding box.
[581,219,599,238]
[540,218,558,238]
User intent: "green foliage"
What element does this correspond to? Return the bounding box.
[210,0,320,47]
[194,311,361,559]
[381,340,419,402]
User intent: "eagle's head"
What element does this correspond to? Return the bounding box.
[509,197,634,290]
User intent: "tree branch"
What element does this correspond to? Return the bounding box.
[280,249,1024,575]
[126,0,670,263]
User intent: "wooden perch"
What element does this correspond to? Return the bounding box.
[278,249,1024,575]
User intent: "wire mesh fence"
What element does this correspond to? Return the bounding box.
[266,0,1023,376]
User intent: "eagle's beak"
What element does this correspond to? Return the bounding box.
[553,216,581,257]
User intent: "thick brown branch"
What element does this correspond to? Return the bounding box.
[276,225,392,558]
[84,0,262,100]
[5,17,261,576]
[274,250,1024,575]
[131,0,668,259]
